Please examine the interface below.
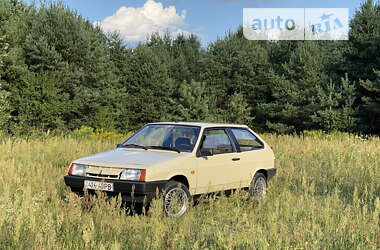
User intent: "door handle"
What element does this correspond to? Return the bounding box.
[232,158,240,161]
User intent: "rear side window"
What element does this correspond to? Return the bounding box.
[230,128,264,151]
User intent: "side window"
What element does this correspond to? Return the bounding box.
[231,129,264,151]
[201,129,234,154]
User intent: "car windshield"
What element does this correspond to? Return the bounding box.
[123,124,201,153]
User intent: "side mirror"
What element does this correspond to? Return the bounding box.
[117,144,123,148]
[200,148,213,157]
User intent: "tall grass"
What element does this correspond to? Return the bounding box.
[0,133,379,249]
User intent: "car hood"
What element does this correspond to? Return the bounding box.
[73,148,187,169]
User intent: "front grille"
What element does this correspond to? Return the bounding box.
[86,173,119,179]
[86,166,123,180]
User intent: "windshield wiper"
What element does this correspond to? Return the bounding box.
[119,144,148,150]
[147,146,180,153]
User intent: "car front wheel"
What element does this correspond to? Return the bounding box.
[163,181,190,217]
[250,173,267,201]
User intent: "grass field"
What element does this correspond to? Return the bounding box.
[0,133,379,249]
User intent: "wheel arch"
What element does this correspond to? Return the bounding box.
[255,169,268,180]
[169,175,190,189]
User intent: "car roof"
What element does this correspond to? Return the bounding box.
[148,122,249,129]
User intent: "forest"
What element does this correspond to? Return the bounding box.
[0,0,379,136]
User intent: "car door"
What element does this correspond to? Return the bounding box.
[194,128,242,194]
[228,128,267,187]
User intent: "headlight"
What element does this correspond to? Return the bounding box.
[68,163,88,177]
[120,169,146,182]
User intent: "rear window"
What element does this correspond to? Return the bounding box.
[230,128,264,151]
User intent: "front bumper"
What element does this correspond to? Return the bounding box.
[64,175,167,203]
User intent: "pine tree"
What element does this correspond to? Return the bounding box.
[268,40,302,72]
[20,2,121,130]
[222,93,252,125]
[106,32,134,131]
[127,45,175,129]
[348,0,380,134]
[348,0,380,82]
[10,72,69,133]
[167,80,213,122]
[311,75,358,132]
[0,88,9,130]
[360,70,380,134]
[147,32,202,84]
[170,34,202,83]
[200,27,272,127]
[0,35,10,130]
[259,41,331,133]
[0,0,33,132]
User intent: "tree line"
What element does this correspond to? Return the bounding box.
[0,0,379,135]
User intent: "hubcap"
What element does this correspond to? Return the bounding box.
[164,187,188,217]
[254,177,267,201]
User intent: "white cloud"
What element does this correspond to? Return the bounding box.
[99,0,189,42]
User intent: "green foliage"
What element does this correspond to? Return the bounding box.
[167,80,216,122]
[0,35,10,130]
[302,130,358,141]
[348,0,380,134]
[7,1,123,132]
[9,71,69,133]
[360,70,380,134]
[222,93,252,125]
[0,0,378,135]
[0,87,10,130]
[93,108,116,132]
[348,0,380,82]
[71,125,132,141]
[311,75,358,132]
[72,125,94,139]
[260,41,331,133]
[259,41,362,134]
[91,129,132,141]
[147,32,202,84]
[201,28,272,120]
[126,45,175,129]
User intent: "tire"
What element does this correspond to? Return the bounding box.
[163,181,190,217]
[249,173,267,201]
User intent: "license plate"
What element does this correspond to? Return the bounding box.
[84,180,114,192]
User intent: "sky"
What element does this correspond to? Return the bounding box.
[24,0,366,46]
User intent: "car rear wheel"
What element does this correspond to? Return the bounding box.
[163,181,190,217]
[250,173,267,201]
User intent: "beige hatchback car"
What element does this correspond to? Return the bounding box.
[64,122,276,216]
